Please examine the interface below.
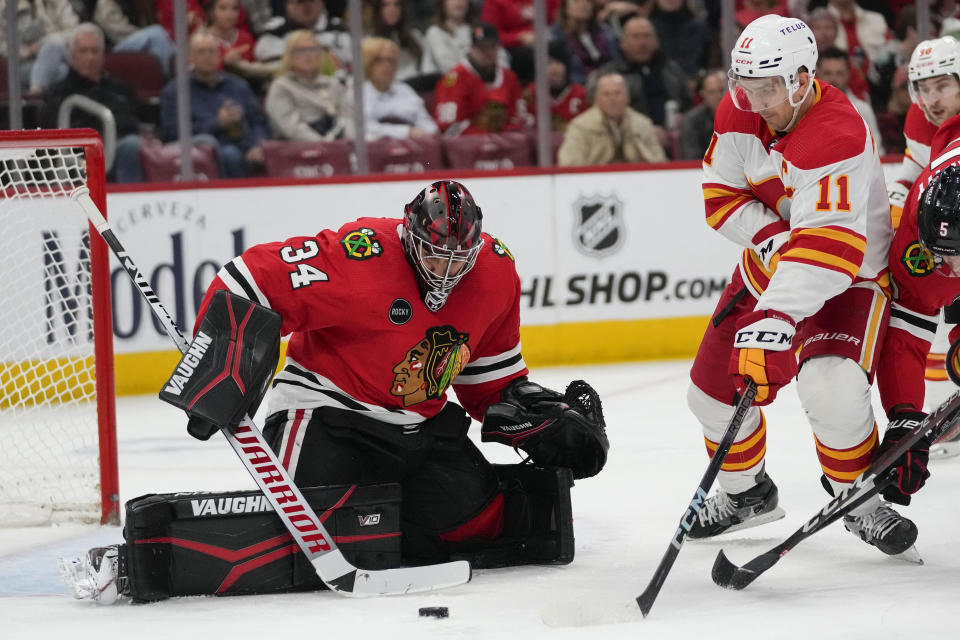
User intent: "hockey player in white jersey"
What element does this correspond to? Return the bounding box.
[685,15,918,558]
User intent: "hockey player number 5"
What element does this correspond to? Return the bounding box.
[815,175,851,212]
[280,240,329,289]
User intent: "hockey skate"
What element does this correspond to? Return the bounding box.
[687,469,786,539]
[842,502,922,563]
[58,545,127,604]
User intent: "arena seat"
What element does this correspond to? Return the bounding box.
[261,139,354,178]
[367,135,444,174]
[441,132,534,170]
[104,52,166,102]
[140,142,219,182]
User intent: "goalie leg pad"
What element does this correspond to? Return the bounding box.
[447,463,575,569]
[159,289,282,439]
[122,483,402,602]
[481,379,609,479]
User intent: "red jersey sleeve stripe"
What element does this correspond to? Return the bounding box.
[705,193,752,229]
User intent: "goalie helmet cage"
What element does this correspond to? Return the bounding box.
[0,128,118,526]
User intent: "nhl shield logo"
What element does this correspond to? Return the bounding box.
[572,194,625,257]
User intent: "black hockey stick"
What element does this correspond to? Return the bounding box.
[72,187,471,597]
[712,389,960,591]
[636,380,757,617]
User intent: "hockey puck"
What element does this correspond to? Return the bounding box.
[418,607,449,619]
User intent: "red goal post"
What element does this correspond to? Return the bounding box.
[0,128,118,525]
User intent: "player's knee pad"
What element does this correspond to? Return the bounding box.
[686,382,762,443]
[121,484,402,602]
[797,356,874,443]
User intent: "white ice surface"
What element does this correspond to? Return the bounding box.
[2,360,958,639]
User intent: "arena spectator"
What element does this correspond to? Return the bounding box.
[596,0,651,37]
[22,0,179,94]
[264,29,351,141]
[363,0,425,81]
[208,0,256,66]
[649,0,710,77]
[255,0,352,69]
[592,14,690,128]
[826,0,890,83]
[678,69,724,160]
[39,23,145,182]
[433,22,527,135]
[0,0,79,94]
[558,71,665,165]
[239,0,276,35]
[736,0,788,27]
[156,0,207,41]
[816,46,884,153]
[422,0,477,74]
[805,7,869,101]
[481,0,561,83]
[549,0,621,86]
[160,30,268,178]
[876,66,910,155]
[871,6,924,113]
[523,40,588,131]
[360,36,438,140]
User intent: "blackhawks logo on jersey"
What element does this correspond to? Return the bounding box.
[491,237,514,261]
[390,325,471,407]
[340,227,383,260]
[902,241,936,277]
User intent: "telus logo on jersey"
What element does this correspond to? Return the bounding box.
[162,331,213,395]
[572,194,625,257]
[389,298,413,325]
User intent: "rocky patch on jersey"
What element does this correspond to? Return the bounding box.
[492,237,514,261]
[902,241,936,277]
[573,194,624,257]
[391,325,471,406]
[340,227,383,260]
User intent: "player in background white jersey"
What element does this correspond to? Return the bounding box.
[685,14,918,558]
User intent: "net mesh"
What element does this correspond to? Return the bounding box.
[0,146,102,525]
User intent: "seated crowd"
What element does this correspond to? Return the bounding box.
[5,0,946,181]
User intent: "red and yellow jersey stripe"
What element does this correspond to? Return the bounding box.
[703,183,754,230]
[780,225,866,281]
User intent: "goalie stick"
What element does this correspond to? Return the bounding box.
[712,389,960,591]
[71,187,471,597]
[635,380,757,617]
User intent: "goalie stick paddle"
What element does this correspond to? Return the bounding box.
[712,389,960,591]
[635,380,757,617]
[71,187,471,597]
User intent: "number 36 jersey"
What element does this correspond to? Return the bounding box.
[195,216,528,425]
[703,80,892,322]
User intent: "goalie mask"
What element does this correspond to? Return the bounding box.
[402,181,484,311]
[918,165,960,277]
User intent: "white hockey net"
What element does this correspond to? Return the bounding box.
[0,142,116,525]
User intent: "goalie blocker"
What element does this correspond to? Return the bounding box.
[111,464,573,602]
[159,289,282,440]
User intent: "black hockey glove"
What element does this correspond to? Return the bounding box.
[877,411,932,506]
[481,378,608,479]
[159,290,282,441]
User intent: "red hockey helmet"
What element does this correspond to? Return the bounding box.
[402,181,484,311]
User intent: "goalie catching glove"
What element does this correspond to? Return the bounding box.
[729,309,797,406]
[159,290,282,440]
[481,379,608,479]
[877,411,932,506]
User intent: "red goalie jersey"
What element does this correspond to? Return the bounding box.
[196,216,528,425]
[878,114,960,415]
